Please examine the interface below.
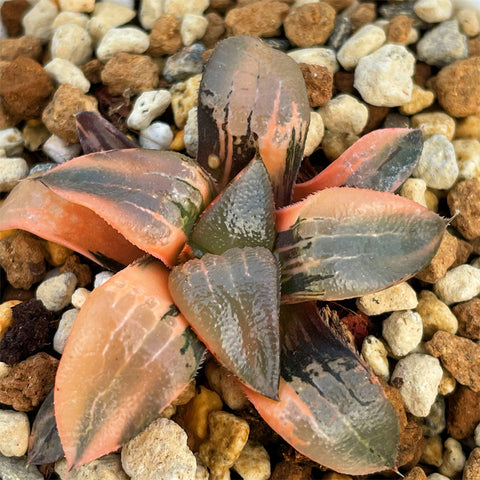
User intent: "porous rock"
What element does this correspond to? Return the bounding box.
[50,23,92,66]
[0,36,42,62]
[55,454,128,480]
[448,179,480,240]
[0,410,29,457]
[382,310,423,358]
[299,63,333,108]
[232,441,271,480]
[433,264,480,305]
[36,272,77,312]
[148,14,182,57]
[446,384,480,440]
[464,448,480,480]
[415,290,458,339]
[356,282,418,315]
[452,298,480,340]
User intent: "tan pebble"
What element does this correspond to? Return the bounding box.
[321,130,359,161]
[464,447,480,480]
[148,14,182,57]
[438,368,456,395]
[22,120,50,152]
[59,0,94,12]
[201,12,226,49]
[356,282,418,315]
[170,130,185,151]
[447,178,480,240]
[400,178,427,207]
[0,410,30,457]
[439,437,466,477]
[52,11,89,31]
[453,138,480,181]
[42,241,72,267]
[455,113,480,139]
[322,472,353,480]
[399,84,435,115]
[319,94,368,135]
[386,15,413,45]
[232,441,270,480]
[451,237,473,267]
[0,35,43,62]
[421,435,444,467]
[22,0,58,44]
[415,290,458,339]
[284,2,336,47]
[423,190,438,212]
[456,8,480,37]
[324,0,355,11]
[350,2,376,30]
[0,362,10,379]
[56,453,128,480]
[361,335,390,380]
[411,111,455,140]
[0,300,21,339]
[198,411,249,477]
[172,380,196,406]
[452,298,480,340]
[50,24,92,66]
[170,74,201,128]
[87,2,136,44]
[304,111,325,157]
[404,466,428,480]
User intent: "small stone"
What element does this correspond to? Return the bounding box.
[101,53,160,97]
[464,448,480,480]
[434,264,480,305]
[337,24,386,71]
[321,130,359,161]
[52,11,89,30]
[439,437,466,477]
[94,270,114,288]
[163,43,205,83]
[327,15,352,51]
[36,272,77,312]
[299,63,333,108]
[457,8,480,37]
[180,14,208,47]
[232,441,270,480]
[42,134,82,163]
[452,237,473,268]
[284,2,336,47]
[455,113,480,139]
[164,0,210,17]
[434,57,480,118]
[288,47,339,73]
[448,179,480,240]
[390,353,443,417]
[71,288,90,309]
[400,178,427,207]
[382,310,423,358]
[22,0,58,44]
[0,36,42,62]
[386,15,414,45]
[413,0,452,23]
[81,59,103,85]
[42,84,98,143]
[59,0,94,12]
[22,120,50,152]
[453,139,480,181]
[423,396,446,437]
[55,454,128,480]
[452,298,480,340]
[198,411,249,477]
[303,111,324,157]
[204,361,250,411]
[0,454,43,480]
[415,290,458,339]
[139,121,173,150]
[354,44,415,107]
[324,0,355,11]
[0,127,23,156]
[0,57,53,120]
[60,252,92,287]
[439,368,456,396]
[421,435,444,467]
[184,106,198,157]
[399,85,435,116]
[170,73,201,128]
[51,24,92,66]
[44,58,90,93]
[96,27,150,62]
[53,308,78,354]
[349,1,376,30]
[411,112,455,141]
[148,14,182,57]
[404,466,428,480]
[1,0,30,37]
[319,94,368,135]
[417,20,468,67]
[87,2,136,43]
[0,352,58,411]
[139,0,165,30]
[121,418,196,480]
[361,335,390,380]
[0,158,28,193]
[127,89,171,131]
[0,410,29,457]
[356,282,418,315]
[201,12,226,49]
[447,385,480,440]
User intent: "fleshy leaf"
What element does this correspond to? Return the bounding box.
[39,149,215,267]
[245,303,399,475]
[188,158,275,256]
[28,389,63,465]
[55,257,205,469]
[168,247,280,399]
[0,178,143,269]
[293,128,423,202]
[197,35,310,207]
[76,111,137,154]
[276,187,446,302]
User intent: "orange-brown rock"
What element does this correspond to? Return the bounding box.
[148,14,182,57]
[299,63,333,107]
[201,12,226,49]
[446,385,480,439]
[0,35,43,62]
[349,2,376,30]
[452,298,480,340]
[447,178,480,240]
[0,0,30,37]
[386,15,413,44]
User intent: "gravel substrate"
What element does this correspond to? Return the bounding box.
[1,0,480,479]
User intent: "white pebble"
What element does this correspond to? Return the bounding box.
[356,282,418,315]
[382,310,423,358]
[319,94,368,135]
[71,287,90,309]
[36,272,77,312]
[303,111,324,157]
[0,158,29,192]
[337,24,386,71]
[22,0,58,43]
[0,362,10,379]
[42,135,82,163]
[288,47,339,73]
[0,127,23,156]
[412,134,458,190]
[139,122,173,150]
[0,410,29,457]
[94,270,114,288]
[139,0,164,30]
[400,178,428,207]
[44,58,90,93]
[439,437,466,477]
[52,11,89,30]
[361,335,390,380]
[88,1,136,43]
[414,0,452,23]
[127,90,172,131]
[184,106,198,158]
[53,308,78,354]
[434,264,480,305]
[428,474,450,480]
[50,23,92,65]
[390,353,443,417]
[96,27,150,62]
[55,453,128,480]
[475,422,480,446]
[164,0,210,17]
[181,14,208,46]
[354,44,415,107]
[453,138,480,181]
[59,0,95,12]
[232,441,270,480]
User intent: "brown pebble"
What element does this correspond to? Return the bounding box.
[95,85,132,133]
[209,0,235,13]
[324,0,355,12]
[451,237,473,267]
[349,2,376,30]
[435,57,480,118]
[284,2,336,47]
[404,466,428,480]
[447,178,480,240]
[201,12,226,49]
[425,331,480,392]
[334,71,356,95]
[148,14,182,57]
[398,419,426,469]
[468,34,480,57]
[270,458,312,480]
[464,447,480,480]
[1,286,35,303]
[362,105,390,134]
[298,63,333,107]
[225,0,289,37]
[0,231,46,290]
[60,254,92,288]
[42,83,98,143]
[0,97,22,128]
[101,52,159,97]
[446,385,480,440]
[80,58,104,85]
[0,35,43,62]
[414,62,433,89]
[0,352,58,411]
[386,15,413,45]
[452,298,480,340]
[0,56,53,119]
[0,0,30,37]
[415,232,458,283]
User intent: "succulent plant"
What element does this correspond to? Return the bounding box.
[0,36,446,475]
